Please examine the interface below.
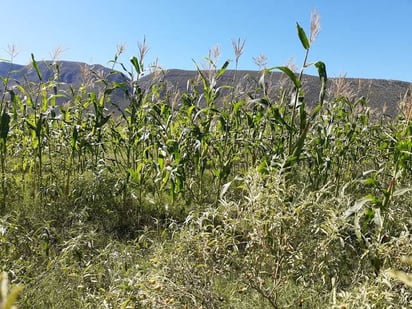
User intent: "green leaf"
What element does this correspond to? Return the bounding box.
[216,60,230,78]
[71,126,79,147]
[233,100,245,114]
[95,115,111,128]
[291,124,309,163]
[257,158,269,175]
[194,62,210,91]
[130,56,141,75]
[296,22,310,50]
[26,119,37,132]
[284,155,297,168]
[315,61,327,83]
[310,103,322,120]
[315,61,327,104]
[273,66,301,89]
[0,112,10,141]
[272,107,292,130]
[362,177,378,186]
[299,102,307,131]
[121,298,132,309]
[31,53,43,81]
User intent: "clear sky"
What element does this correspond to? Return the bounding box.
[1,0,412,81]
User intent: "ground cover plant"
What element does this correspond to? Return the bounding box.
[1,12,412,308]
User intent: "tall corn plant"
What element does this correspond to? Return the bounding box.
[13,55,63,202]
[59,84,89,194]
[306,95,371,190]
[267,11,327,171]
[109,40,158,207]
[197,59,235,198]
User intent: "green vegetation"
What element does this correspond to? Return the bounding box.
[1,14,412,308]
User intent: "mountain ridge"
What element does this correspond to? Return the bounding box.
[140,68,411,116]
[0,60,410,116]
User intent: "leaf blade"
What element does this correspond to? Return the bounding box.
[297,22,310,50]
[272,66,301,89]
[31,53,43,81]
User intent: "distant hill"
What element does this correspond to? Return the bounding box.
[140,69,412,116]
[0,60,129,110]
[0,61,410,116]
[0,60,126,85]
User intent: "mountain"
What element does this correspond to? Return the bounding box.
[0,60,126,85]
[140,69,412,116]
[0,61,410,116]
[0,60,130,111]
[0,62,24,77]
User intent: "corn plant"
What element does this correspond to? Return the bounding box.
[11,55,64,201]
[111,54,160,210]
[263,12,327,172]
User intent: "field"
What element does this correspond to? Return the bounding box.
[1,20,412,308]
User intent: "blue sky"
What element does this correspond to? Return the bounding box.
[1,1,412,81]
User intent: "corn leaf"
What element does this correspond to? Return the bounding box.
[273,66,301,89]
[130,56,141,75]
[216,60,230,78]
[31,53,43,81]
[297,23,310,50]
